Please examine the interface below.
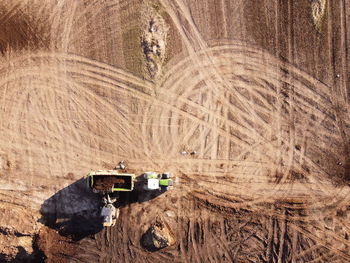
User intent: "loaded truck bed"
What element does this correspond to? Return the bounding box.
[87,170,135,193]
[93,175,131,191]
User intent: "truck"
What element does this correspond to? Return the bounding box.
[86,169,174,227]
[143,172,173,191]
[86,170,136,226]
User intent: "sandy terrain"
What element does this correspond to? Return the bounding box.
[0,0,349,262]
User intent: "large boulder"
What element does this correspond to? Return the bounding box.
[141,219,176,251]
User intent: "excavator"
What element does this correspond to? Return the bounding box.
[86,168,135,226]
[86,162,173,227]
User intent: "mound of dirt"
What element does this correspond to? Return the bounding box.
[141,219,176,251]
[36,226,80,263]
[141,5,169,78]
[0,231,33,262]
[311,0,327,31]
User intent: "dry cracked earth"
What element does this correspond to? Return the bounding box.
[0,0,350,262]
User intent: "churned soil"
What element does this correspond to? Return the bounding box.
[0,0,349,262]
[36,227,80,263]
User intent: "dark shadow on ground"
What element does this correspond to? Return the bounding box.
[0,246,44,263]
[139,218,176,252]
[116,174,167,207]
[39,174,168,241]
[39,177,103,241]
[140,228,160,252]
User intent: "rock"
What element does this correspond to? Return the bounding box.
[165,210,175,218]
[141,219,176,251]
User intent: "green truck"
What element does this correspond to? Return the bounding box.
[143,172,173,191]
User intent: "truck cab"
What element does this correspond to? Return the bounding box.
[143,172,173,191]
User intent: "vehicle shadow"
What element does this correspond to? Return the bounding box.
[39,177,103,241]
[39,175,167,241]
[116,175,166,207]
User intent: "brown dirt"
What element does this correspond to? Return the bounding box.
[93,176,127,191]
[36,226,80,263]
[0,0,349,262]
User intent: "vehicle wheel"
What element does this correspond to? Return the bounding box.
[162,172,171,179]
[144,172,156,179]
[167,180,173,186]
[161,186,169,191]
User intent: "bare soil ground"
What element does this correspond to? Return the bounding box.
[0,0,349,262]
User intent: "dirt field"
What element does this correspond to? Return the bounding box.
[0,0,349,262]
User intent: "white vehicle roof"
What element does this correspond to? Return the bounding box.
[147,178,159,190]
[101,205,115,216]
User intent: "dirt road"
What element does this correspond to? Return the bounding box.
[0,0,349,262]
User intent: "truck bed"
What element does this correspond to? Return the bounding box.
[91,175,133,191]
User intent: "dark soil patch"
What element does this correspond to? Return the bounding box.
[35,226,81,263]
